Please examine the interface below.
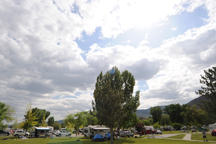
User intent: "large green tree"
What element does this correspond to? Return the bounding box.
[64,112,86,132]
[0,102,16,129]
[180,105,207,127]
[92,66,140,144]
[164,103,187,124]
[160,114,171,126]
[150,106,162,123]
[195,66,216,121]
[32,108,50,125]
[48,116,54,126]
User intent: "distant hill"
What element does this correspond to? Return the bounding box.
[57,120,64,124]
[136,106,165,118]
[187,96,207,108]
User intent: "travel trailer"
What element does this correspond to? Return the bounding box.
[30,126,53,138]
[83,125,110,138]
[209,123,216,132]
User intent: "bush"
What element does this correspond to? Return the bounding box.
[172,123,182,130]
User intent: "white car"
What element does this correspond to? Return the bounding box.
[156,130,162,134]
[13,130,29,137]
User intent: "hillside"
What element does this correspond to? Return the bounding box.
[187,96,207,107]
[136,106,165,118]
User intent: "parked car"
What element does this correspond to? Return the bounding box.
[191,129,197,132]
[139,126,156,136]
[211,129,216,136]
[0,130,10,136]
[124,131,134,137]
[156,130,162,134]
[13,130,29,137]
[119,131,133,137]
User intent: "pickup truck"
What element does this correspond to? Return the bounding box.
[0,130,10,136]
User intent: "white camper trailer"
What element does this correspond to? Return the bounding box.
[209,123,216,133]
[83,125,110,138]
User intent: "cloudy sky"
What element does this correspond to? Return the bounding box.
[1,0,216,123]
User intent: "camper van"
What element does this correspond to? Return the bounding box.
[209,123,216,132]
[83,125,110,138]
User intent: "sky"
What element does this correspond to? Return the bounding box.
[0,0,216,123]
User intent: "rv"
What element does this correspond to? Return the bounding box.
[30,126,53,138]
[83,125,110,138]
[209,123,216,133]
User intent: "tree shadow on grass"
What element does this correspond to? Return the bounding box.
[47,138,136,144]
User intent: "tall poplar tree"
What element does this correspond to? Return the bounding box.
[92,66,140,144]
[150,106,162,123]
[196,66,216,121]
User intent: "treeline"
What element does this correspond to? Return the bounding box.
[139,103,207,130]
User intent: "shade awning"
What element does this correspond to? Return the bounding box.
[35,128,50,131]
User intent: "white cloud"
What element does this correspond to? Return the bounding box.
[1,0,216,122]
[139,40,149,45]
[171,27,177,31]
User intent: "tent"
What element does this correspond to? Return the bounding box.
[92,134,105,142]
[104,133,111,140]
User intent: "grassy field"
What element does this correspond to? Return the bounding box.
[191,133,216,141]
[162,131,185,134]
[168,134,186,139]
[0,136,210,144]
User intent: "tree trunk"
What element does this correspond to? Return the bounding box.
[110,127,114,144]
[117,126,120,136]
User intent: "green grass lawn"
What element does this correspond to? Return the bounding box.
[162,131,184,134]
[0,136,208,144]
[191,133,216,141]
[168,134,186,139]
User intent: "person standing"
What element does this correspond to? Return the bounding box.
[202,130,208,142]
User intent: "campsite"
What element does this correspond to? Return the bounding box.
[1,133,216,144]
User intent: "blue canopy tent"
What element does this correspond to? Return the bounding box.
[104,133,111,140]
[92,134,105,142]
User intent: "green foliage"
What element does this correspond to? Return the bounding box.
[0,102,16,129]
[172,123,182,130]
[41,115,47,127]
[150,106,162,123]
[196,66,216,121]
[160,114,171,126]
[153,122,160,129]
[164,103,187,124]
[64,111,87,132]
[23,102,38,130]
[180,105,207,127]
[144,120,151,126]
[30,108,50,126]
[48,116,54,126]
[53,121,61,130]
[61,121,66,128]
[92,66,140,144]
